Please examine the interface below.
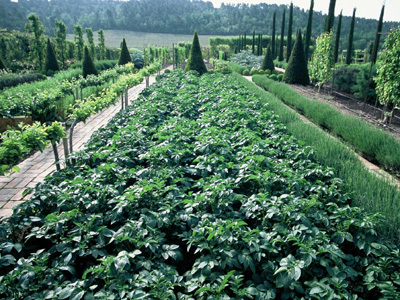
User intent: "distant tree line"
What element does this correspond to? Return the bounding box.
[0,0,398,52]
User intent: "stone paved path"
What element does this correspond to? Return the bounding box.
[0,68,171,219]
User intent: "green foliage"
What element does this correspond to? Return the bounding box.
[251,74,400,242]
[286,2,293,62]
[118,38,132,66]
[372,5,385,64]
[332,65,360,93]
[24,13,45,70]
[324,0,336,33]
[375,27,400,108]
[310,32,334,89]
[271,10,276,59]
[334,11,343,63]
[83,46,98,78]
[0,73,45,90]
[283,30,310,85]
[279,8,285,61]
[98,29,106,60]
[304,0,314,61]
[54,19,67,68]
[1,71,400,299]
[0,54,7,71]
[261,45,274,72]
[70,60,117,71]
[73,25,85,61]
[44,38,60,74]
[185,31,207,75]
[346,9,357,65]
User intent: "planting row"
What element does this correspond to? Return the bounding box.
[1,70,399,299]
[252,75,400,177]
[0,61,162,173]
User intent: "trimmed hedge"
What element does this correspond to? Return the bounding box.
[70,60,118,71]
[0,73,45,90]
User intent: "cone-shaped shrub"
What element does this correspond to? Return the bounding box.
[283,29,310,85]
[0,55,7,72]
[45,38,59,73]
[118,38,132,65]
[83,46,98,78]
[185,31,207,75]
[261,45,275,72]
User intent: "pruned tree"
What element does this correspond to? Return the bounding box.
[98,29,106,60]
[304,0,314,62]
[185,30,207,75]
[375,27,400,123]
[310,31,334,91]
[44,38,59,74]
[283,29,310,85]
[346,8,356,65]
[334,10,342,63]
[325,0,336,33]
[272,10,276,58]
[83,46,98,78]
[85,28,96,61]
[54,19,67,68]
[279,9,286,61]
[0,54,7,72]
[74,25,85,60]
[286,2,293,62]
[252,29,255,54]
[25,13,45,70]
[261,44,274,72]
[118,38,132,65]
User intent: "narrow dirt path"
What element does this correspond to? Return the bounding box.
[0,67,172,218]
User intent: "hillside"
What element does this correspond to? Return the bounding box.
[0,0,398,51]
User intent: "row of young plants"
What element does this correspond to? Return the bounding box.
[252,75,400,177]
[0,61,161,173]
[0,63,135,119]
[0,72,46,90]
[1,70,399,299]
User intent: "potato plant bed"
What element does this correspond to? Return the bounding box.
[1,71,399,299]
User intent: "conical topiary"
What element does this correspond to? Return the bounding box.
[185,30,207,75]
[45,38,59,73]
[283,29,310,85]
[0,54,7,72]
[83,46,98,78]
[118,38,132,65]
[261,45,274,72]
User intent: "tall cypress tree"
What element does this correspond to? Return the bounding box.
[279,9,286,61]
[185,30,207,75]
[252,29,255,54]
[272,10,276,59]
[334,10,342,63]
[346,8,356,65]
[283,29,310,85]
[73,25,84,61]
[325,0,336,33]
[44,38,59,73]
[118,38,132,65]
[372,5,385,64]
[83,46,98,78]
[304,0,314,61]
[286,2,293,62]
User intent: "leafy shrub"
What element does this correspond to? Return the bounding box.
[230,52,263,70]
[250,68,258,75]
[132,51,144,69]
[185,31,207,75]
[258,69,265,75]
[269,74,277,81]
[118,38,132,65]
[277,74,284,82]
[70,60,117,71]
[82,46,98,78]
[242,68,250,75]
[332,65,359,93]
[164,69,171,74]
[0,73,45,90]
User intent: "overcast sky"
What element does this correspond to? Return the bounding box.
[208,0,399,22]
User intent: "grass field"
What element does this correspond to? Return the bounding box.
[67,29,234,49]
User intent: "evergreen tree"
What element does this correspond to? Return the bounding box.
[279,9,286,61]
[118,38,132,65]
[286,2,293,62]
[252,29,255,54]
[283,29,310,85]
[185,30,207,75]
[244,32,247,50]
[304,0,314,61]
[98,29,106,60]
[334,11,342,63]
[272,10,276,59]
[372,5,385,64]
[83,46,98,78]
[261,44,274,72]
[346,8,356,65]
[325,0,336,33]
[258,34,263,56]
[45,38,59,73]
[73,25,84,60]
[54,19,67,68]
[0,54,7,71]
